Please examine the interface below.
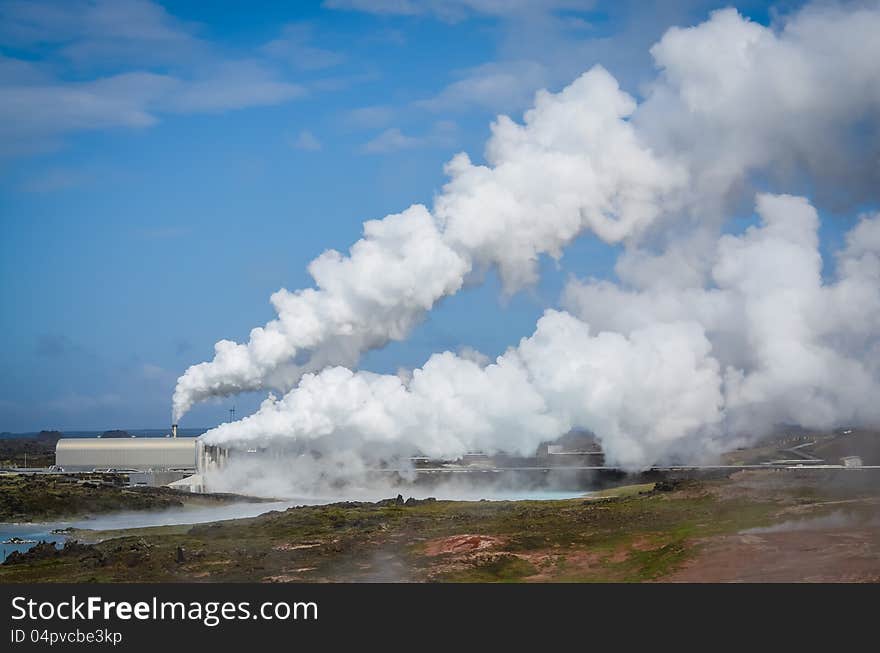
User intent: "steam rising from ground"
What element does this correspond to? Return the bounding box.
[202,456,590,504]
[176,5,880,485]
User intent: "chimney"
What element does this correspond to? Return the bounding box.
[172,423,178,439]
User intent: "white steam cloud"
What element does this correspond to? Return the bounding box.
[564,194,880,440]
[173,64,682,421]
[178,5,880,476]
[203,309,723,470]
[172,204,469,419]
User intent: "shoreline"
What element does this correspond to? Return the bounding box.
[3,471,876,582]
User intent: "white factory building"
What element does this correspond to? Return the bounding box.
[53,426,230,492]
[55,437,199,472]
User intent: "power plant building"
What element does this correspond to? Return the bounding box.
[55,437,198,472]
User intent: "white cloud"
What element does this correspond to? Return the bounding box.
[164,60,306,113]
[0,0,205,66]
[0,1,319,156]
[261,22,346,71]
[360,127,422,153]
[0,71,171,154]
[344,104,395,129]
[290,129,323,151]
[0,64,305,155]
[360,120,458,153]
[416,60,550,113]
[324,0,594,23]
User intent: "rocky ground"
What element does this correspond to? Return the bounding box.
[0,473,268,522]
[2,468,878,583]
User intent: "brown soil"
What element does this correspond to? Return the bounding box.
[664,511,880,582]
[423,534,505,556]
[526,549,602,581]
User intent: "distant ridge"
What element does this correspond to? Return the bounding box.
[0,428,208,439]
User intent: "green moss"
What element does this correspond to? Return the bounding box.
[441,555,539,583]
[618,539,692,581]
[590,483,656,499]
[2,472,868,583]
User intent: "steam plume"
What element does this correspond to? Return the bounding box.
[180,4,880,474]
[173,66,683,421]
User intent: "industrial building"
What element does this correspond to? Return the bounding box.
[52,422,231,490]
[55,437,198,472]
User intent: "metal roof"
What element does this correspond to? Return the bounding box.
[56,437,198,471]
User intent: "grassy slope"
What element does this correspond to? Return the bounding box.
[0,480,773,583]
[3,471,875,583]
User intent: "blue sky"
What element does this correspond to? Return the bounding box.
[0,0,806,432]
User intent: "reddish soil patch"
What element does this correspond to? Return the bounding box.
[423,534,505,557]
[263,571,316,582]
[630,536,658,552]
[663,523,880,582]
[526,549,603,581]
[604,548,630,564]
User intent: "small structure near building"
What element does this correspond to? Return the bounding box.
[167,473,205,493]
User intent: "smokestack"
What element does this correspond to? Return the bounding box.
[172,423,178,439]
